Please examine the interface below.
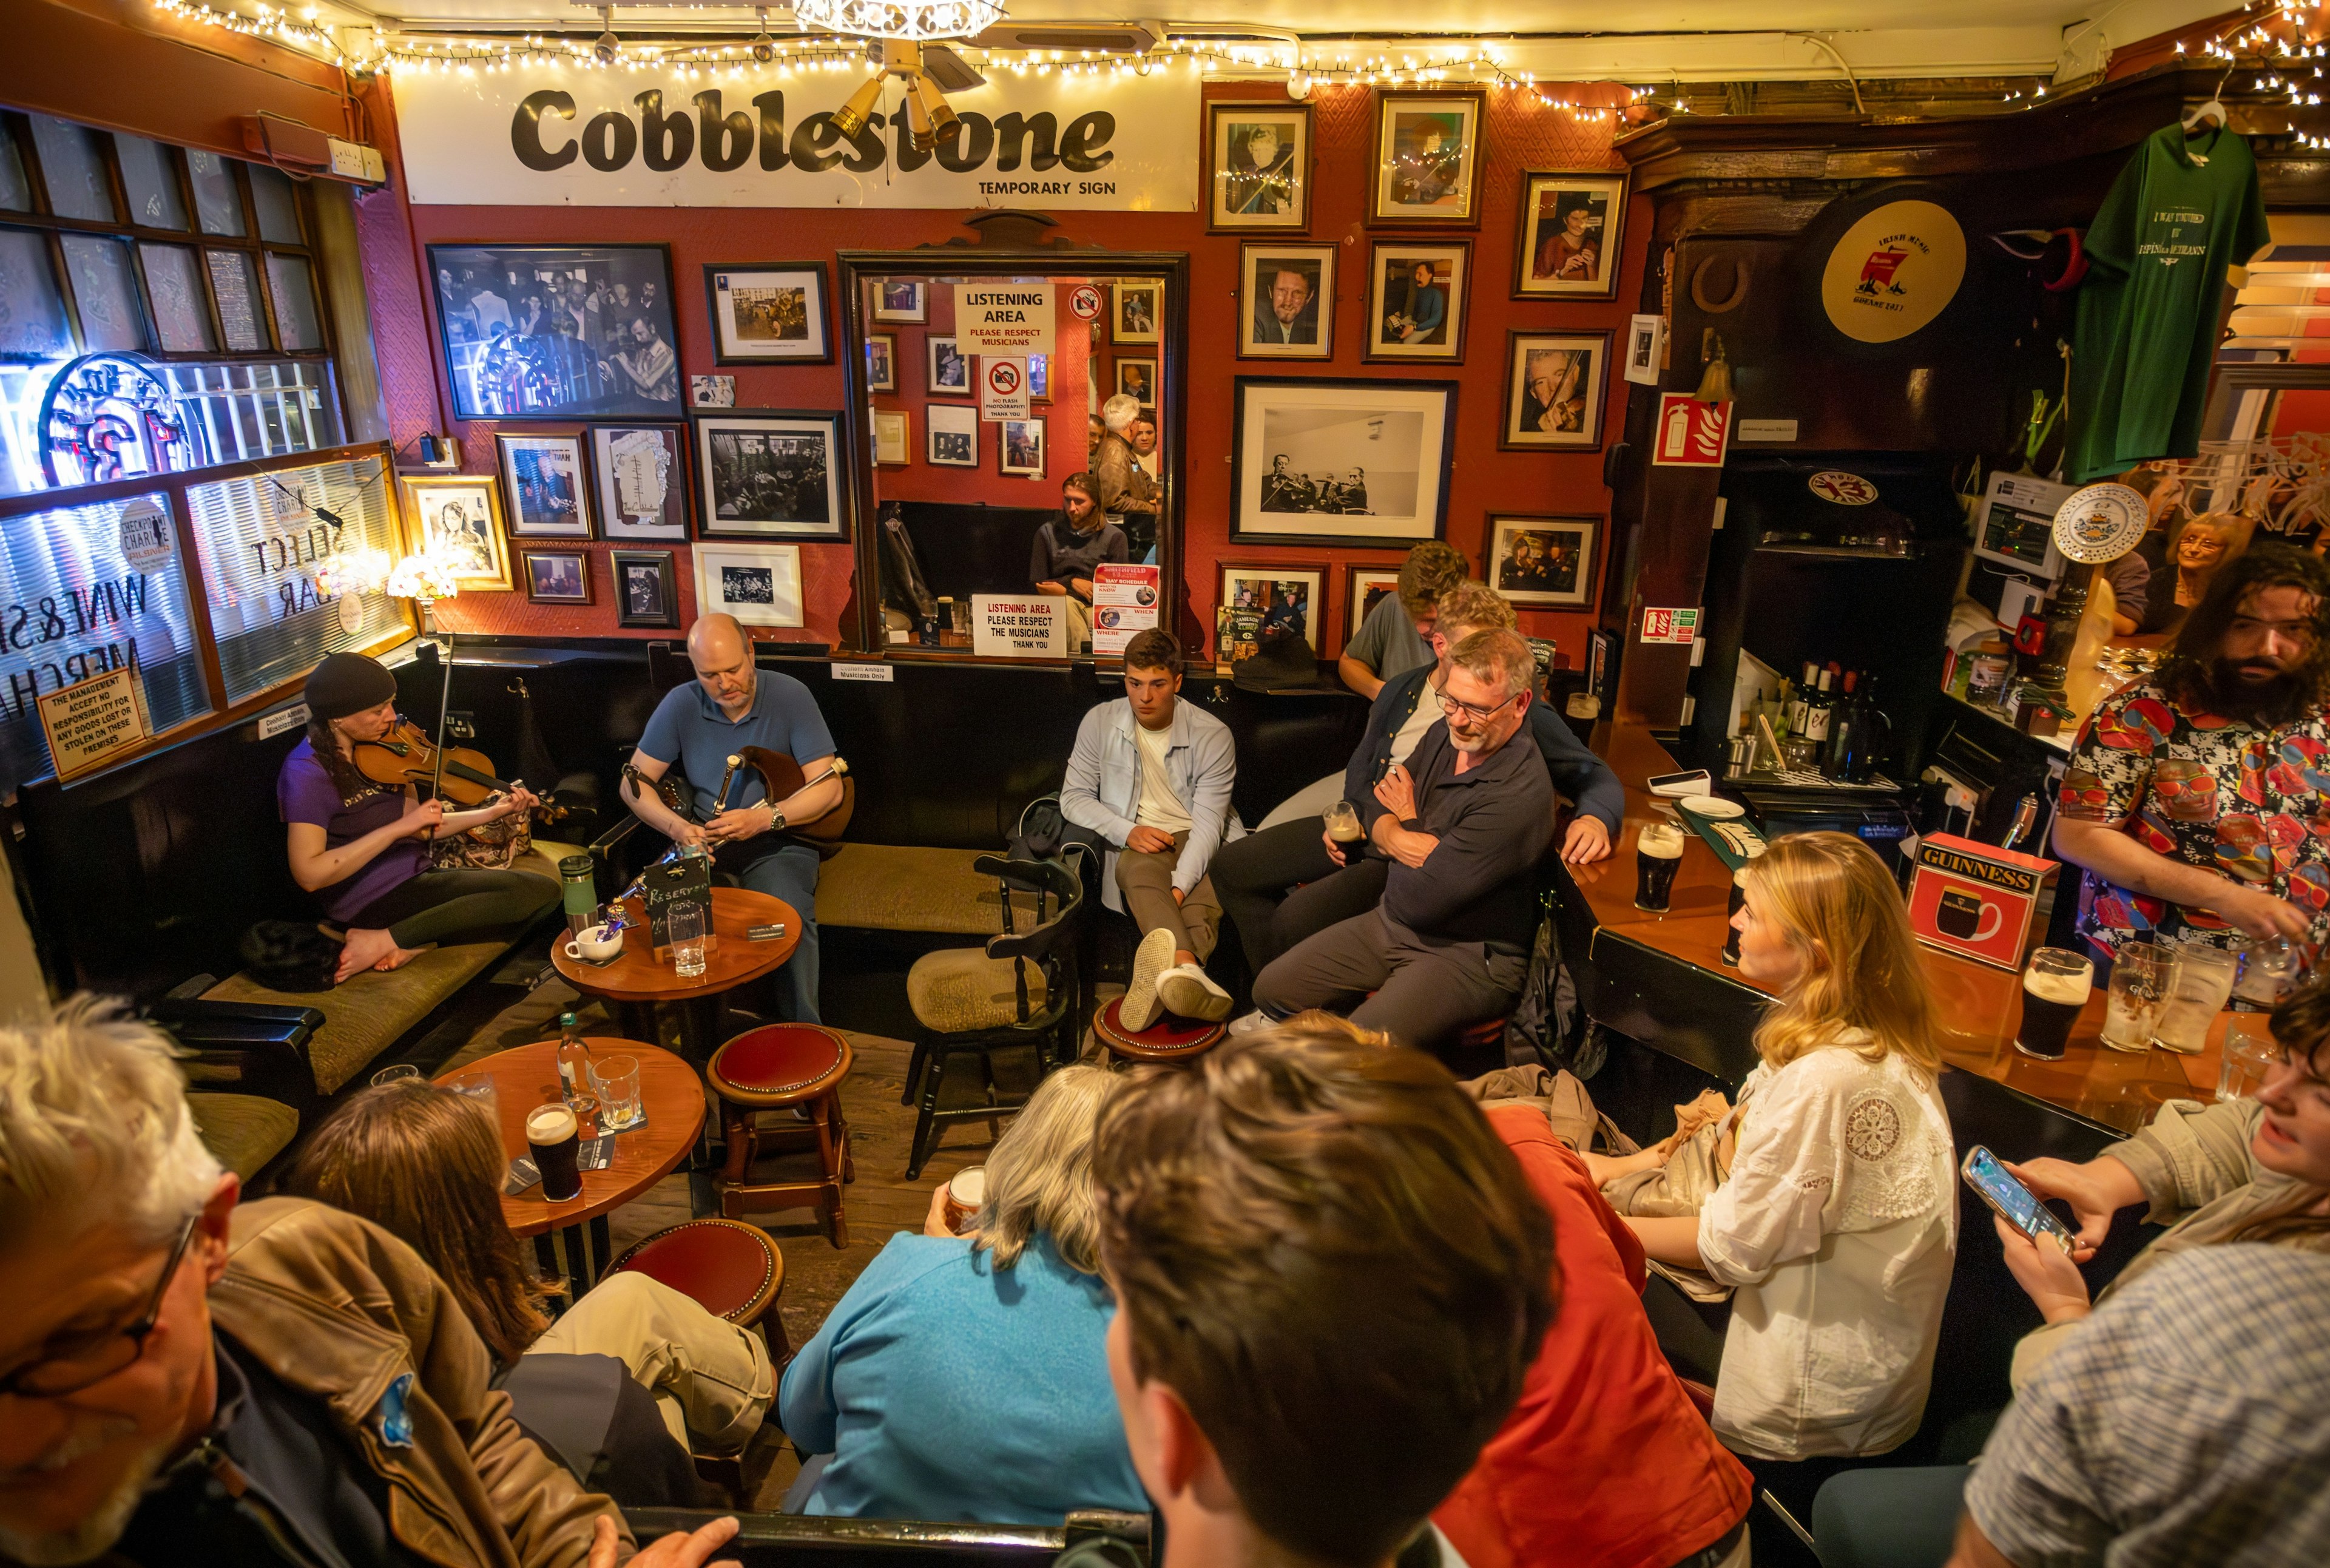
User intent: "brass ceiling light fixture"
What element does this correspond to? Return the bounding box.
[803,0,999,150]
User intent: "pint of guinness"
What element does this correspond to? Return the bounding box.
[2016,947,2093,1061]
[1635,821,1687,913]
[526,1103,584,1201]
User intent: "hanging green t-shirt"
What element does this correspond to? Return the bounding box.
[2067,121,2271,482]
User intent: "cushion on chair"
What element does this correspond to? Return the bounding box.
[814,844,1039,936]
[710,1023,849,1104]
[606,1218,784,1325]
[187,1093,300,1179]
[905,947,1047,1035]
[1094,996,1223,1062]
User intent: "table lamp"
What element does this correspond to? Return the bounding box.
[384,552,463,640]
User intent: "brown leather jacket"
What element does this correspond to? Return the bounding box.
[199,1198,629,1568]
[1092,433,1157,516]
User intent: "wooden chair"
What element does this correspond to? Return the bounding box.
[705,1024,856,1248]
[900,856,1084,1181]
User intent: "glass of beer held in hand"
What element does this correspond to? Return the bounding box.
[1323,799,1364,850]
[2016,947,2093,1061]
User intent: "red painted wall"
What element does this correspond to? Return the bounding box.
[357,79,1640,658]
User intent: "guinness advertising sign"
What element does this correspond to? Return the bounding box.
[391,69,1200,211]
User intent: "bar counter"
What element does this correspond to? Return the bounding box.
[1569,722,2234,1138]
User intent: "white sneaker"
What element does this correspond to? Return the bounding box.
[1120,927,1175,1032]
[1157,963,1233,1022]
[1226,1009,1274,1037]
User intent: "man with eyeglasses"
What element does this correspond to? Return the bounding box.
[2054,545,2330,971]
[1249,623,1559,1052]
[0,997,740,1568]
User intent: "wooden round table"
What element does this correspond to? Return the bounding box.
[552,886,802,1061]
[439,1038,704,1288]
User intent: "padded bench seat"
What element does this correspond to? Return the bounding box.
[814,844,1037,938]
[188,1093,300,1179]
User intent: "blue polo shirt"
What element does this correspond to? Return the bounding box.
[636,668,835,820]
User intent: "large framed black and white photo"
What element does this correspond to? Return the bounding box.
[694,541,803,628]
[495,430,592,538]
[1368,90,1487,228]
[1207,101,1312,232]
[1500,331,1610,450]
[1230,377,1456,547]
[692,411,847,542]
[705,262,830,363]
[1488,514,1601,610]
[1238,243,1336,361]
[1513,172,1627,299]
[1365,241,1470,363]
[590,424,689,541]
[428,244,680,421]
[611,549,680,629]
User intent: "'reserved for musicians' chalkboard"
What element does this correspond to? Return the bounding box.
[643,854,714,959]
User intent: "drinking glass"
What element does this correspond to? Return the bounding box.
[2218,1016,2280,1103]
[371,1063,420,1087]
[2014,947,2093,1061]
[2100,944,2173,1053]
[565,1090,601,1138]
[1322,799,1363,848]
[591,1055,644,1132]
[445,1070,501,1146]
[2234,934,2305,1007]
[2153,945,2239,1054]
[670,902,707,980]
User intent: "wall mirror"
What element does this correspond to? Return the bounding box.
[838,250,1186,660]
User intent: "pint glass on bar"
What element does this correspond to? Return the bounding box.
[1635,820,1687,913]
[525,1103,582,1201]
[2015,947,2093,1061]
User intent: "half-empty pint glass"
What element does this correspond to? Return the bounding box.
[2101,943,2173,1053]
[1635,821,1687,913]
[2154,944,2238,1054]
[525,1101,583,1201]
[2015,947,2093,1061]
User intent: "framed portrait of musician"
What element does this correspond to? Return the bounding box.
[865,333,897,393]
[1513,172,1628,299]
[706,262,830,364]
[1365,241,1470,363]
[871,278,927,323]
[521,549,593,606]
[397,473,512,592]
[495,431,592,538]
[927,404,978,468]
[693,541,804,629]
[1499,331,1611,451]
[999,417,1046,479]
[1207,102,1312,232]
[1218,564,1326,655]
[1229,376,1456,549]
[590,424,689,541]
[427,243,680,422]
[926,335,970,395]
[693,411,848,542]
[1368,90,1486,228]
[1114,357,1158,409]
[1238,243,1336,361]
[611,549,680,629]
[1342,565,1403,654]
[1112,281,1163,346]
[1489,515,1601,610]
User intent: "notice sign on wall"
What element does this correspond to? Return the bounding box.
[1091,563,1161,657]
[956,286,1053,356]
[972,595,1069,658]
[981,356,1032,421]
[36,665,149,783]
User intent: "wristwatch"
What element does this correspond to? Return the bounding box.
[765,801,786,833]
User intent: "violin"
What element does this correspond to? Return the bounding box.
[353,718,522,806]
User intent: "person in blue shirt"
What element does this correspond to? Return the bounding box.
[621,613,844,1023]
[777,1066,1147,1523]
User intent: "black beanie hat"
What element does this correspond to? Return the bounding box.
[304,652,398,720]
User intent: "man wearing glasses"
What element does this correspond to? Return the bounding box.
[0,998,738,1568]
[1249,622,1558,1052]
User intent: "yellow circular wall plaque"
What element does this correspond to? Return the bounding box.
[1818,199,1967,344]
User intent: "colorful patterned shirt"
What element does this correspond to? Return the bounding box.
[2058,680,2330,961]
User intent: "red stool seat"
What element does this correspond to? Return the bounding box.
[711,1024,849,1104]
[1095,996,1226,1063]
[606,1218,785,1328]
[1453,1016,1507,1052]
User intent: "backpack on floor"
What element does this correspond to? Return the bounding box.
[1502,888,1600,1077]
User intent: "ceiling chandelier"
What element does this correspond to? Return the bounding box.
[791,0,1005,44]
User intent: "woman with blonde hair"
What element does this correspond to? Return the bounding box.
[1626,831,1957,1464]
[2138,510,2254,636]
[777,1064,1145,1522]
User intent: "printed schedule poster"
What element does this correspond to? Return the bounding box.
[1091,563,1161,657]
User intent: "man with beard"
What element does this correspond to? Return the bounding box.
[2053,545,2330,966]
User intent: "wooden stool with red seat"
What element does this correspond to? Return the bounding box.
[706,1023,855,1248]
[604,1216,792,1362]
[1093,995,1226,1064]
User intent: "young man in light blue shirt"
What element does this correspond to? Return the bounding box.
[1061,628,1239,1025]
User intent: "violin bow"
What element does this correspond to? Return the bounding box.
[427,630,454,840]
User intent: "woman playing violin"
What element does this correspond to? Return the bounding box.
[280,652,558,982]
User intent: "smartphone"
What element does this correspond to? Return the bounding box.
[1649,769,1715,798]
[1961,1145,2078,1254]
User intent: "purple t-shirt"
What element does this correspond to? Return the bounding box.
[277,737,427,922]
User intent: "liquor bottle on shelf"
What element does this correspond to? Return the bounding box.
[1826,672,1890,783]
[1803,667,1836,744]
[1788,663,1816,734]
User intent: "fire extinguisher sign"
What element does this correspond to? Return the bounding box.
[1652,394,1732,467]
[1640,607,1701,645]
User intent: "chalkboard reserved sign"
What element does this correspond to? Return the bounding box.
[643,855,714,959]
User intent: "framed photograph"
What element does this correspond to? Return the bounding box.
[611,549,680,629]
[1514,172,1628,299]
[397,473,512,592]
[590,424,689,541]
[927,403,978,467]
[1028,351,1051,402]
[927,335,970,395]
[495,430,592,538]
[706,262,829,363]
[866,333,897,392]
[1115,357,1158,408]
[1207,102,1312,232]
[871,408,910,466]
[521,549,593,605]
[1368,90,1487,228]
[1489,515,1601,610]
[1624,314,1666,387]
[873,279,927,323]
[1218,563,1326,654]
[1366,242,1470,363]
[1501,331,1612,450]
[1113,281,1163,346]
[428,243,680,421]
[1231,377,1457,547]
[694,542,803,628]
[691,374,735,408]
[1238,242,1336,360]
[693,411,848,541]
[999,417,1046,478]
[1343,564,1404,652]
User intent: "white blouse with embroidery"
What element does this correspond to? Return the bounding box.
[1696,1034,1959,1461]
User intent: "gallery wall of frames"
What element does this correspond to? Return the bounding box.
[358,81,1644,658]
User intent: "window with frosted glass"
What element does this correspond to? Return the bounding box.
[186,150,243,237]
[0,228,72,356]
[140,243,215,353]
[265,253,320,350]
[28,117,114,222]
[249,166,300,244]
[0,127,29,214]
[60,235,143,353]
[112,135,187,231]
[205,249,263,351]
